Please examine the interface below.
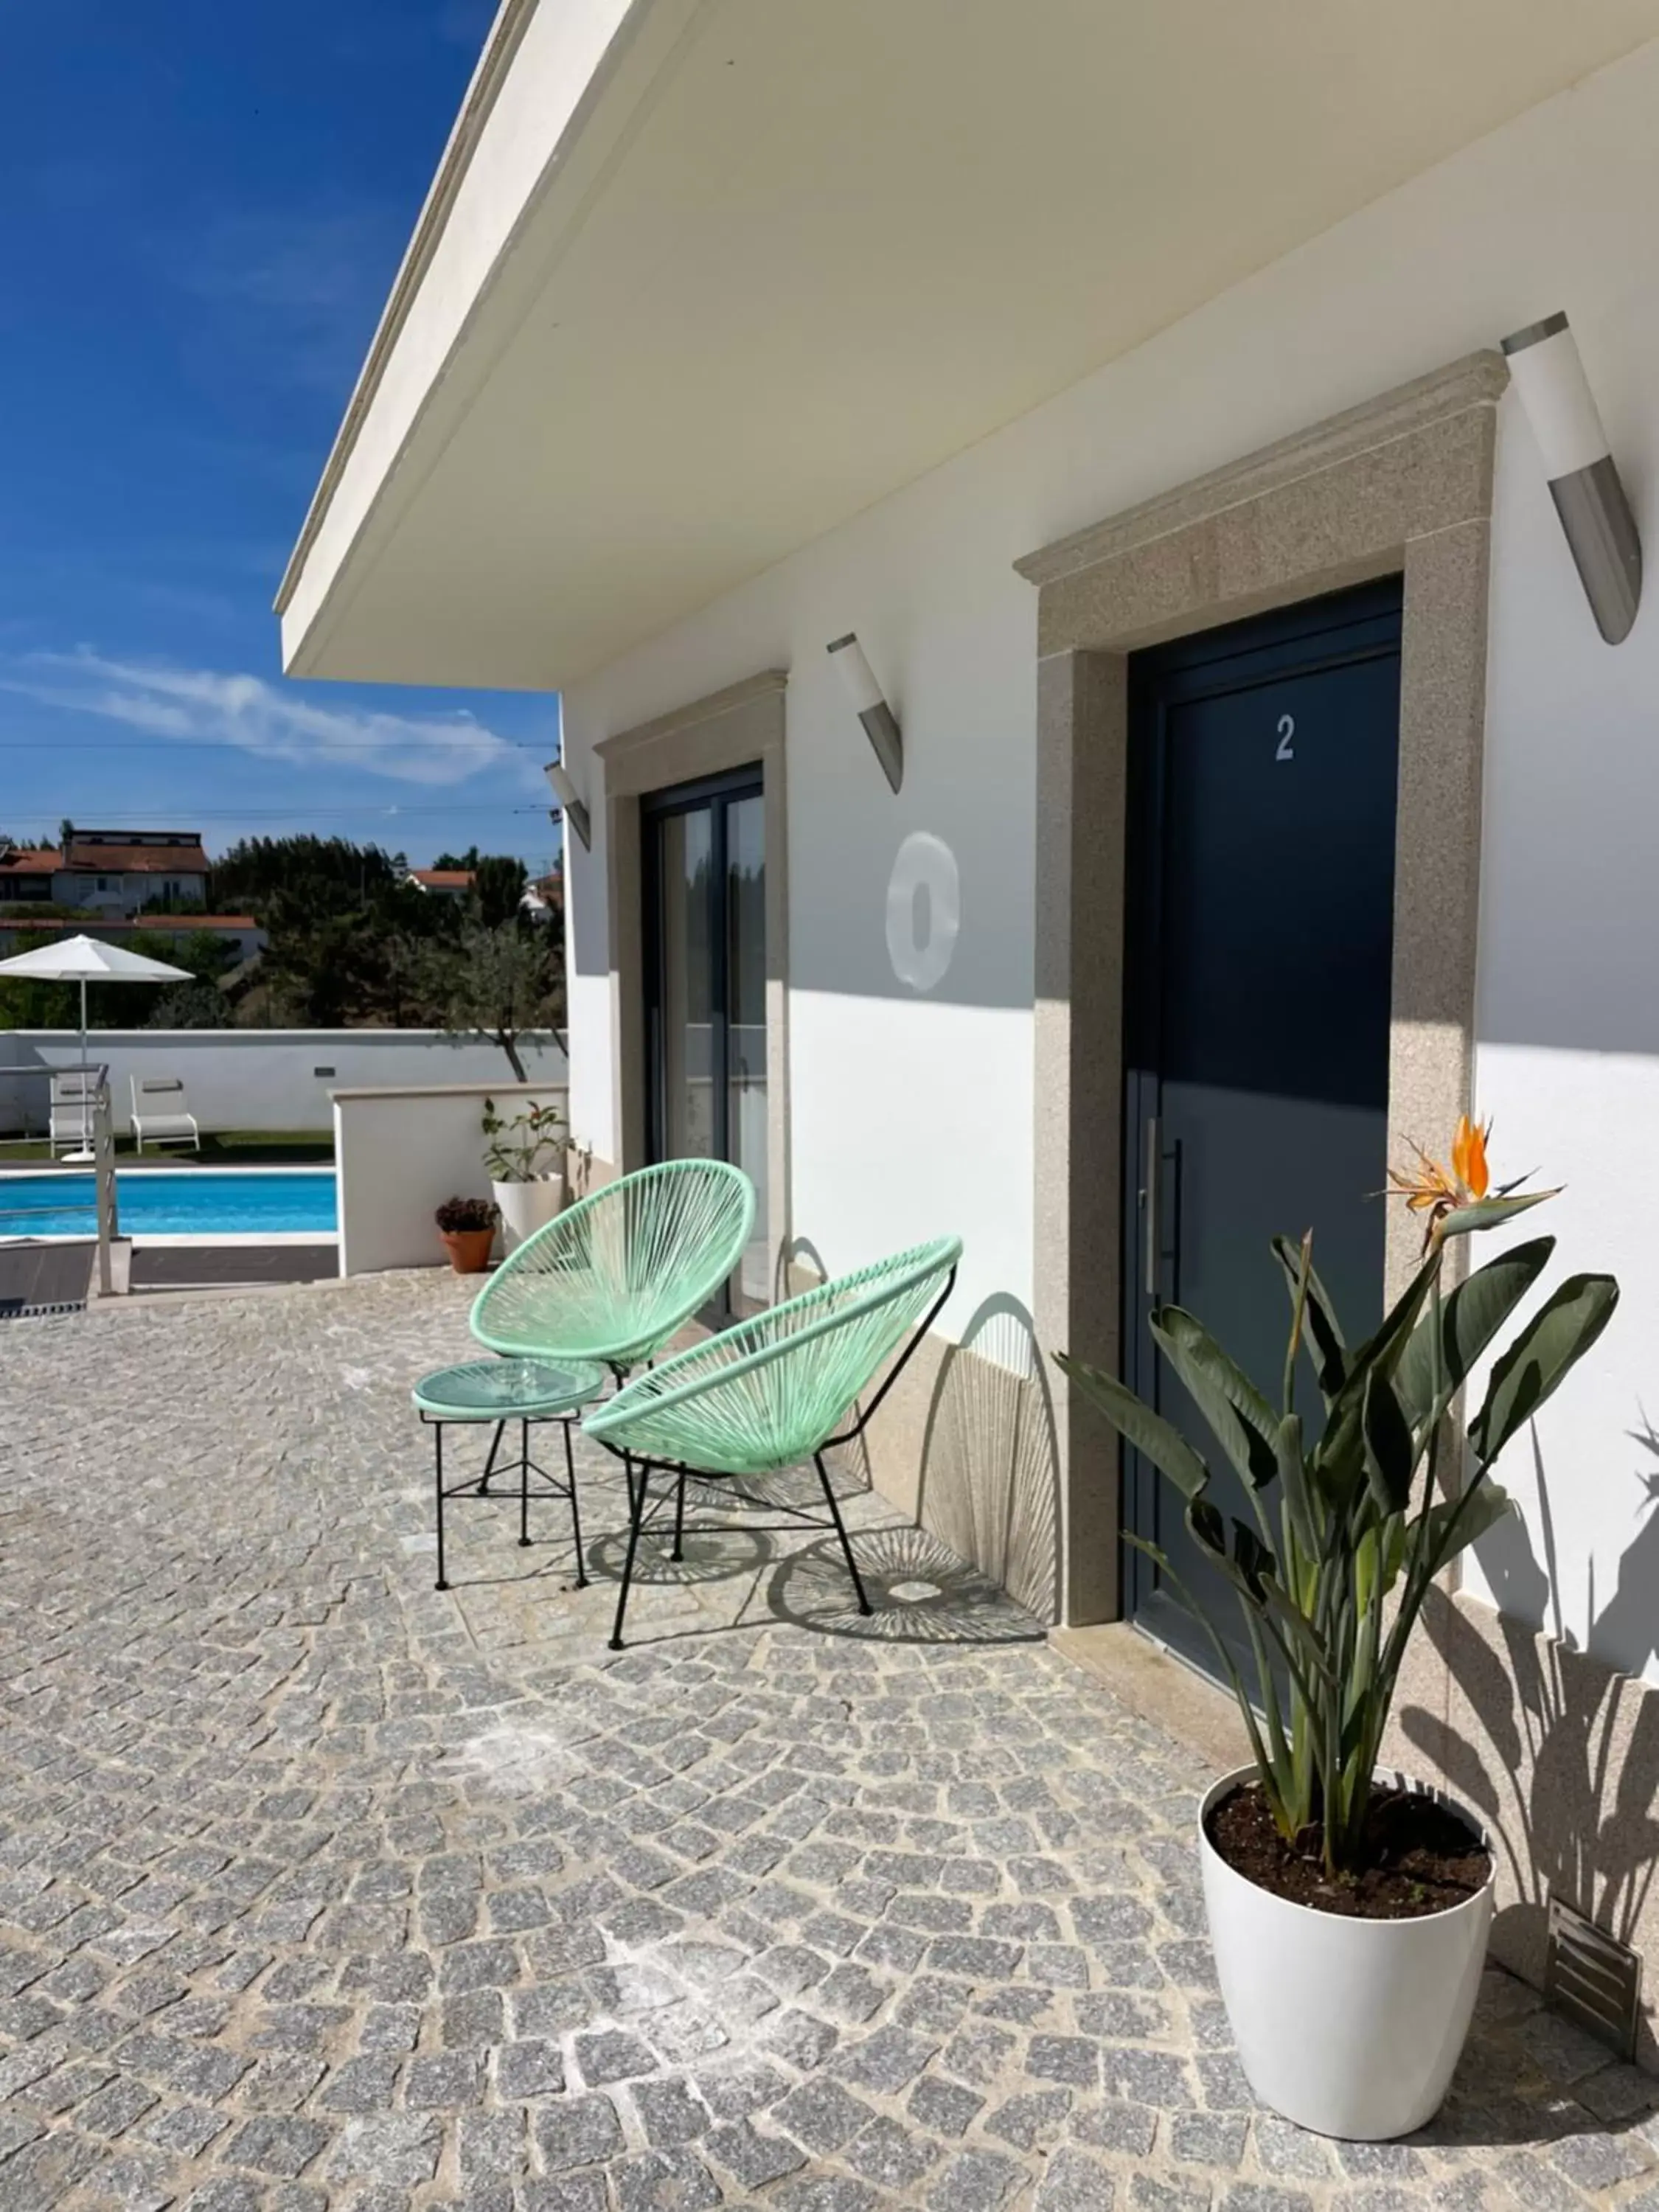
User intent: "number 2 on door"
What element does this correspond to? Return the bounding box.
[1276,713,1295,762]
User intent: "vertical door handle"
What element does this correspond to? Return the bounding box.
[1143,1115,1161,1300]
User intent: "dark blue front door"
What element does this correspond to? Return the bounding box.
[1122,579,1402,1679]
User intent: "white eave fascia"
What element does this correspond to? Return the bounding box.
[275,0,552,619]
[276,0,557,622]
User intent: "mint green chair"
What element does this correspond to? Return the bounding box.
[470,1159,756,1374]
[583,1235,961,1649]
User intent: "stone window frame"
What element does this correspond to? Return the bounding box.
[596,669,790,1301]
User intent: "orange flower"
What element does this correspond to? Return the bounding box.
[1451,1114,1489,1200]
[1388,1116,1495,1246]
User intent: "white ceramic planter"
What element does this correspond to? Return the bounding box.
[1197,1765,1494,2140]
[492,1175,565,1253]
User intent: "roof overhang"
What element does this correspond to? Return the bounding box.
[279,0,1659,692]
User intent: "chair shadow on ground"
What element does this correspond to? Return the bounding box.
[768,1522,1046,1644]
[1396,1416,1659,2081]
[578,1453,1046,1647]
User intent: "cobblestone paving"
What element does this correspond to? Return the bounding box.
[4,1273,1659,2211]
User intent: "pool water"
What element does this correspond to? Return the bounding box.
[0,1169,337,1238]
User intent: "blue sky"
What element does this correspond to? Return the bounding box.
[0,1,560,875]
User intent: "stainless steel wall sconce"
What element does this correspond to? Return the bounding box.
[1502,311,1641,644]
[827,633,903,792]
[543,757,593,851]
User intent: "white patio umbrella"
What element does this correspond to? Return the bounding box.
[0,933,193,1160]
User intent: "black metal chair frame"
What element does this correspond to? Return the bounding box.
[419,1411,588,1593]
[594,1265,958,1651]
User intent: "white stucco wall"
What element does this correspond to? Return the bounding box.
[560,38,1659,1681]
[0,1030,568,1137]
[334,1082,569,1276]
[51,870,208,915]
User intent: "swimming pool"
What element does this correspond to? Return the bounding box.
[0,1168,337,1239]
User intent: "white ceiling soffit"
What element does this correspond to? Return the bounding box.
[279,0,1659,692]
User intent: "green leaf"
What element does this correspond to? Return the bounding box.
[1150,1309,1281,1492]
[1189,1495,1226,1562]
[1271,1233,1349,1399]
[1185,1500,1277,1606]
[1395,1238,1554,1427]
[1419,1477,1515,1571]
[1123,1531,1289,1823]
[1436,1189,1557,1240]
[1273,1412,1319,1563]
[1314,1259,1438,1484]
[1305,1408,1369,1515]
[1354,1516,1406,1614]
[1347,1255,1439,1380]
[1231,1523,1276,1602]
[1362,1369,1414,1514]
[1256,1573,1338,1688]
[1469,1273,1620,1465]
[1054,1352,1208,1500]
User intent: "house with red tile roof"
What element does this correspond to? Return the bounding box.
[53,830,210,917]
[0,845,63,902]
[406,866,475,897]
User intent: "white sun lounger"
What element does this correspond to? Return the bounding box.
[130,1075,201,1155]
[48,1066,106,1158]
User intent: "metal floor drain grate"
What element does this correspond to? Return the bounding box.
[0,1299,86,1323]
[1546,1891,1643,2061]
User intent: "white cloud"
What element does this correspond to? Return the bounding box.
[1,650,535,789]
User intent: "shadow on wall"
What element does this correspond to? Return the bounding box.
[780,1239,1062,1626]
[1398,1419,1659,2035]
[779,1233,830,1307]
[566,1141,602,1200]
[916,1293,1061,1626]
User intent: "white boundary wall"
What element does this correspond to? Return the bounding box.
[0,1030,568,1138]
[334,1082,569,1276]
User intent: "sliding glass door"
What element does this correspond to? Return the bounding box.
[644,767,767,1311]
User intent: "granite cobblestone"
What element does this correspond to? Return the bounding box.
[2,1273,1657,2208]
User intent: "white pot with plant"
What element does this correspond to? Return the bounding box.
[482,1095,568,1252]
[1060,1118,1618,2141]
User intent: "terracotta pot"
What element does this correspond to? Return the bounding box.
[439,1227,495,1275]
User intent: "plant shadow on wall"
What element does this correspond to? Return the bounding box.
[1397,1419,1659,2013]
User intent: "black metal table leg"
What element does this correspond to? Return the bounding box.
[565,1418,588,1587]
[608,1464,651,1651]
[434,1422,448,1590]
[476,1418,507,1495]
[518,1416,531,1547]
[672,1469,686,1562]
[815,1450,872,1614]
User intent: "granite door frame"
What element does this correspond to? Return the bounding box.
[1015,349,1508,1628]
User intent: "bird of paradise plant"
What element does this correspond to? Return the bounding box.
[1388,1113,1544,1251]
[1058,1121,1618,1879]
